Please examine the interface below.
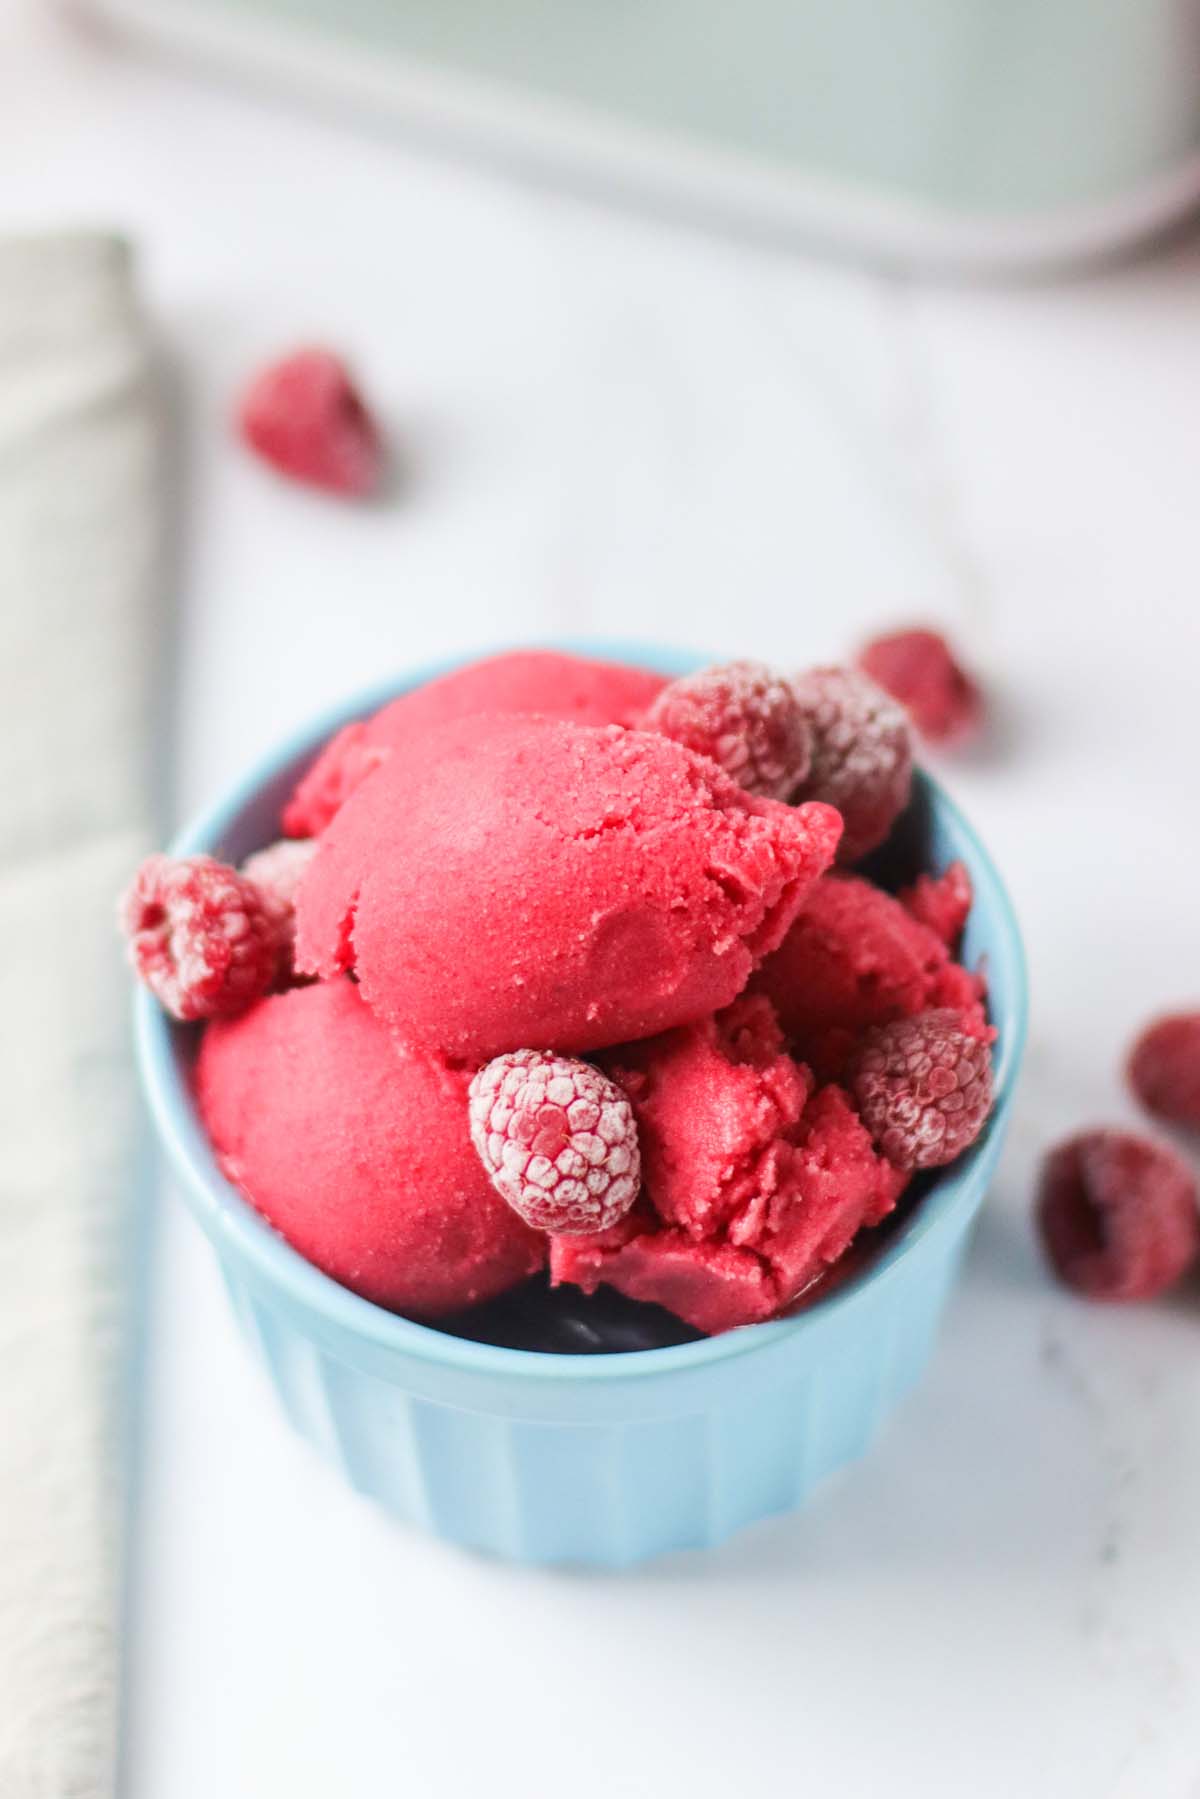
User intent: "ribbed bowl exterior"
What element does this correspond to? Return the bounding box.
[137,641,1027,1566]
[212,1169,985,1565]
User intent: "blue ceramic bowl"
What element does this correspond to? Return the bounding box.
[136,642,1027,1566]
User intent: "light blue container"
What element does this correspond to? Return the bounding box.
[86,0,1200,271]
[136,643,1027,1566]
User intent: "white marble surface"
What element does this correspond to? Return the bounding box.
[8,7,1200,1796]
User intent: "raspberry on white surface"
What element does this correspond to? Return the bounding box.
[858,627,984,747]
[237,347,383,497]
[849,1007,992,1169]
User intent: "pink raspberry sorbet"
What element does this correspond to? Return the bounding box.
[295,712,842,1061]
[284,649,667,835]
[197,979,544,1316]
[550,996,906,1334]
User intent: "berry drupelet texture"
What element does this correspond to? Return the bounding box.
[121,854,282,1021]
[642,661,812,800]
[469,1050,641,1234]
[849,1007,993,1169]
[791,665,914,864]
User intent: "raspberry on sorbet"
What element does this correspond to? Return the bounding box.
[120,854,281,1021]
[643,661,812,800]
[469,1050,641,1234]
[849,1007,993,1169]
[241,838,319,976]
[792,665,914,864]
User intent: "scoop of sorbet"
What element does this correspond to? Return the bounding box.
[550,1075,905,1335]
[751,872,989,1079]
[550,996,906,1334]
[197,979,544,1316]
[283,649,667,835]
[295,713,842,1061]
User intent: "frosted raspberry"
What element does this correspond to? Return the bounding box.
[1037,1130,1200,1301]
[1128,1012,1200,1128]
[120,855,280,1021]
[899,861,973,948]
[238,348,382,497]
[792,665,914,863]
[642,661,811,799]
[849,1007,993,1168]
[469,1050,641,1234]
[241,838,319,971]
[858,627,983,746]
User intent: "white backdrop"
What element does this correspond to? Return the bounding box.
[9,6,1200,1795]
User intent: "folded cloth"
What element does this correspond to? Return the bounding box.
[0,235,161,1799]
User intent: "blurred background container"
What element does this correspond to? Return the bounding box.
[86,0,1200,269]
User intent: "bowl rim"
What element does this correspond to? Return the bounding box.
[135,637,1029,1386]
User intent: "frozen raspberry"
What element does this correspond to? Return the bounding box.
[241,838,319,971]
[899,861,973,948]
[792,665,914,863]
[238,348,382,497]
[1037,1130,1200,1301]
[469,1050,641,1235]
[1128,1012,1200,1128]
[849,1007,993,1168]
[120,854,281,1021]
[282,722,390,838]
[642,661,812,800]
[857,627,983,746]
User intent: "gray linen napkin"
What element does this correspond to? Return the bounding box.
[0,234,162,1798]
